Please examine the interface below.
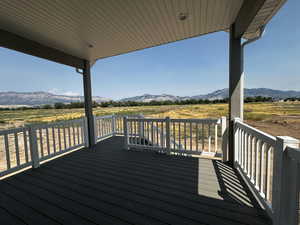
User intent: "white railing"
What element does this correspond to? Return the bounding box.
[114,114,125,135]
[170,118,226,156]
[234,118,300,225]
[0,117,86,177]
[35,118,86,162]
[125,117,167,152]
[0,127,31,177]
[0,114,143,178]
[94,115,115,140]
[94,114,141,141]
[124,116,227,157]
[234,119,276,214]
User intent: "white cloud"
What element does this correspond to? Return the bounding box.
[48,88,80,96]
[62,91,80,96]
[48,88,60,94]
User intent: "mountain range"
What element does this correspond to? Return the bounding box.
[0,88,300,106]
[120,88,300,102]
[0,92,110,106]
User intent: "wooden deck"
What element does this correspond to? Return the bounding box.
[0,136,271,225]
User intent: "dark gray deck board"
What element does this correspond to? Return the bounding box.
[0,190,60,225]
[0,206,27,225]
[0,136,271,225]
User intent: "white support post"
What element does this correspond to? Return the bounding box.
[276,136,300,225]
[83,60,96,148]
[165,117,171,155]
[123,116,129,150]
[228,23,244,165]
[221,116,228,162]
[28,126,40,168]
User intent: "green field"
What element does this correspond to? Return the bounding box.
[1,101,300,139]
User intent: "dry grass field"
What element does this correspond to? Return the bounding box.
[1,101,300,172]
[1,101,300,139]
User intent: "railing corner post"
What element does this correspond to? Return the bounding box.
[221,116,228,162]
[138,115,143,138]
[228,117,241,166]
[93,115,97,145]
[83,117,89,148]
[123,116,129,150]
[29,125,40,168]
[273,136,300,225]
[112,114,116,136]
[221,116,227,133]
[165,117,171,155]
[234,118,241,160]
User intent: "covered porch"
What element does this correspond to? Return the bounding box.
[0,1,299,225]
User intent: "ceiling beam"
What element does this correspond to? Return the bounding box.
[234,0,266,38]
[0,29,85,69]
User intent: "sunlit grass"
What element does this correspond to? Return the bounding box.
[1,101,300,129]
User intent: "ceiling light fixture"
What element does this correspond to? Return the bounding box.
[178,12,188,21]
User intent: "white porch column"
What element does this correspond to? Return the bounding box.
[83,60,96,148]
[228,23,244,164]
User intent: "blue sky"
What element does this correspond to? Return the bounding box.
[0,0,299,100]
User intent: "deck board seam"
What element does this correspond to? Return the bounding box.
[1,189,64,225]
[0,205,29,225]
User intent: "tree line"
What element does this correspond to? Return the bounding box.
[0,96,278,111]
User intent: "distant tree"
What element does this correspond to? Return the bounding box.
[54,102,65,109]
[67,102,84,108]
[42,104,53,109]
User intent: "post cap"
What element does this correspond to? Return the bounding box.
[233,117,242,122]
[277,136,300,148]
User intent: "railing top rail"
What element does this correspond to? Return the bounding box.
[94,115,113,119]
[33,117,85,129]
[286,146,300,162]
[126,118,165,122]
[95,114,141,120]
[235,120,276,146]
[170,118,220,124]
[126,117,220,124]
[116,114,141,118]
[0,126,28,135]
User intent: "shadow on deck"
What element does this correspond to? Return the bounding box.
[0,136,271,225]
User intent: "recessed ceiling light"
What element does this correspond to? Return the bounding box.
[178,13,188,21]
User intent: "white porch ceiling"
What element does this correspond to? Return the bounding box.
[0,0,286,63]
